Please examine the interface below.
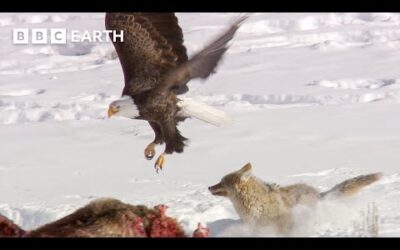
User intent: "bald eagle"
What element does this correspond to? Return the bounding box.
[106,13,246,172]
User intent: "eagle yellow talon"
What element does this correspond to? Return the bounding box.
[144,143,156,160]
[154,154,166,173]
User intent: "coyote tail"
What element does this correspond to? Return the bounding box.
[320,172,382,198]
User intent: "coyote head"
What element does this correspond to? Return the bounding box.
[208,163,253,197]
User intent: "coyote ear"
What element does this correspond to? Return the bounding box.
[240,163,252,173]
[239,163,252,181]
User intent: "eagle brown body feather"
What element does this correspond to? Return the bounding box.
[105,12,246,168]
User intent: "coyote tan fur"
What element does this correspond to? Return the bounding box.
[209,163,382,235]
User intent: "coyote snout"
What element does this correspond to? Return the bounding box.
[209,162,382,235]
[208,183,228,196]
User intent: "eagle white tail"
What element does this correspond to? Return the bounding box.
[177,97,232,126]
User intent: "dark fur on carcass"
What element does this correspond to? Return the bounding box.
[0,198,209,238]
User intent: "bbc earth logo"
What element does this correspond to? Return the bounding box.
[13,29,124,44]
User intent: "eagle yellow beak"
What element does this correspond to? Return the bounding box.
[107,106,119,118]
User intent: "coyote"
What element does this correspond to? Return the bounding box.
[208,163,382,235]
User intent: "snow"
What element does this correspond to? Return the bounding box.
[1,13,400,237]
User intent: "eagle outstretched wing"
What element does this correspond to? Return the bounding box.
[158,15,248,92]
[105,12,189,96]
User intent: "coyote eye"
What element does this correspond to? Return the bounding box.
[220,177,228,185]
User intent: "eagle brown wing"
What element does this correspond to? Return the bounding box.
[158,15,248,92]
[105,13,189,96]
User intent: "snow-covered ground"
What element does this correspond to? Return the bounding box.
[1,13,400,237]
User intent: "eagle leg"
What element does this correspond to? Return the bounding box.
[145,122,164,160]
[153,122,187,172]
[144,143,156,160]
[154,153,166,173]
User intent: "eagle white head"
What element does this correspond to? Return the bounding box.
[107,96,140,119]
